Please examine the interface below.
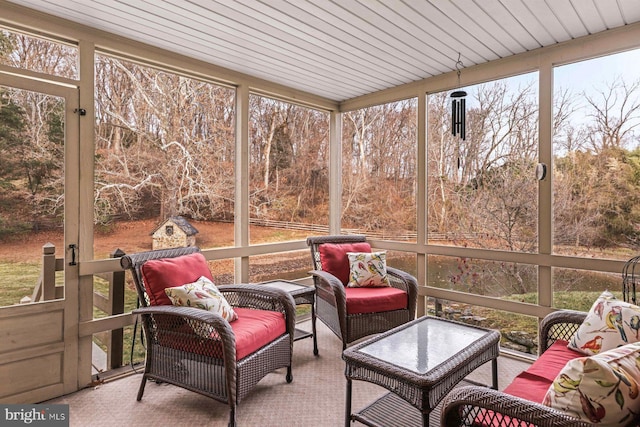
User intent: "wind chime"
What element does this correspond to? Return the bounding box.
[450,53,467,141]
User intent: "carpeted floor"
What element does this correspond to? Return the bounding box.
[44,319,532,426]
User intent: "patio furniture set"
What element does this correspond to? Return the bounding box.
[121,236,639,426]
[119,235,423,426]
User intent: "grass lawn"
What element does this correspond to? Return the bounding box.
[0,262,40,304]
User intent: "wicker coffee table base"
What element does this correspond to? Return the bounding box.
[343,316,500,427]
[352,392,426,426]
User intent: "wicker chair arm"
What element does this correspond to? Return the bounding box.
[133,305,234,338]
[308,269,346,301]
[387,266,418,315]
[441,385,593,427]
[539,309,587,354]
[134,304,234,325]
[135,303,225,318]
[218,284,296,340]
[386,266,415,290]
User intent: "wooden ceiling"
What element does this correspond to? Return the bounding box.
[6,0,640,102]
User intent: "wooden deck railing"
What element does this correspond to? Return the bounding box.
[27,244,128,370]
[92,249,126,369]
[27,243,64,302]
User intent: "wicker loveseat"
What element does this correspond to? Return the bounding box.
[121,246,296,427]
[441,309,640,426]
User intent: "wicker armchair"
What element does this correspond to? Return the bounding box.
[120,247,295,427]
[306,235,418,350]
[441,309,597,427]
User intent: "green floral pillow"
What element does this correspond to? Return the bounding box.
[165,276,238,322]
[346,251,390,288]
[544,341,640,426]
[569,290,640,355]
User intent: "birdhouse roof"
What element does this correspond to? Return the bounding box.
[151,216,199,236]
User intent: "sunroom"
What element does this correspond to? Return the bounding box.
[2,1,640,425]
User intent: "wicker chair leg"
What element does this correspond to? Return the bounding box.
[136,376,147,401]
[312,317,319,356]
[286,366,293,383]
[228,408,236,427]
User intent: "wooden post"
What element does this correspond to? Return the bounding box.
[42,243,56,301]
[107,248,125,369]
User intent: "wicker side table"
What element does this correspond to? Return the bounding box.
[260,280,318,356]
[342,316,500,427]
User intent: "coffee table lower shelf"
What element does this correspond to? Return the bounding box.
[294,328,313,341]
[351,392,425,426]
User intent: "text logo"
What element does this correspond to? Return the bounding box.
[1,405,68,426]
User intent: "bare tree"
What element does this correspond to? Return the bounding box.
[0,33,71,231]
[342,100,417,233]
[94,55,236,224]
[249,95,329,223]
[584,78,640,152]
[427,79,540,295]
[552,88,584,153]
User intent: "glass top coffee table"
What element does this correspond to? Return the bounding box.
[342,315,500,426]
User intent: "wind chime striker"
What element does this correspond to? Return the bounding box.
[451,53,467,141]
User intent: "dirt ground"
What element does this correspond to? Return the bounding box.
[0,219,308,267]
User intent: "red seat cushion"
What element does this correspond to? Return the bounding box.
[345,287,407,314]
[231,307,287,360]
[504,340,584,403]
[156,308,286,361]
[319,242,371,285]
[141,252,214,306]
[475,340,581,426]
[503,340,579,402]
[522,340,583,383]
[502,371,556,403]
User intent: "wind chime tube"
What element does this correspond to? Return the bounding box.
[460,97,466,140]
[456,99,462,138]
[451,90,467,140]
[451,99,457,137]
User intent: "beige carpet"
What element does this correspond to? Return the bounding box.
[45,319,531,426]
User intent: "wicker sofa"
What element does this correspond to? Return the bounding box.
[441,309,640,426]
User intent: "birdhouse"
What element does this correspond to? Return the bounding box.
[151,216,198,250]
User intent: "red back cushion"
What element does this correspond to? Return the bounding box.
[141,252,214,306]
[319,242,371,285]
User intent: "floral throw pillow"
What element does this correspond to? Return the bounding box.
[568,290,640,355]
[543,342,640,426]
[346,251,390,288]
[165,276,238,322]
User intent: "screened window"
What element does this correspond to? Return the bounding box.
[93,54,236,258]
[248,95,329,243]
[427,73,539,253]
[342,99,418,241]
